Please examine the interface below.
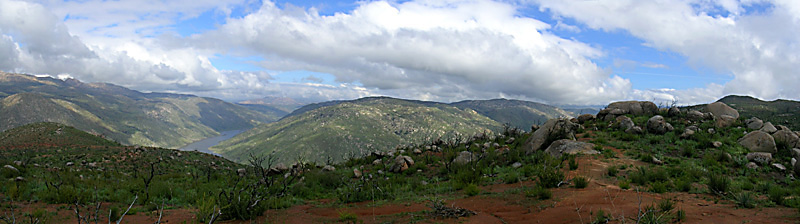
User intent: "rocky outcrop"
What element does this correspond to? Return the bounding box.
[453,151,476,165]
[390,156,414,173]
[577,114,595,124]
[667,107,681,117]
[773,130,800,149]
[746,152,772,165]
[597,101,658,121]
[761,122,778,134]
[646,115,674,134]
[745,117,764,130]
[522,118,579,154]
[615,116,635,131]
[706,102,739,128]
[738,131,777,153]
[687,110,705,121]
[544,140,598,158]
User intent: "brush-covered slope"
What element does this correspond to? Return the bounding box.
[0,72,277,148]
[0,122,120,148]
[717,95,800,130]
[451,99,574,131]
[213,97,502,164]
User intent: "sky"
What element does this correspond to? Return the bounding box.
[0,0,798,106]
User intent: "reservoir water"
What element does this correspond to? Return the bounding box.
[179,129,245,156]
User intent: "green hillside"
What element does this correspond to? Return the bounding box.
[451,99,574,131]
[0,122,120,148]
[0,72,278,148]
[212,97,503,164]
[718,95,800,130]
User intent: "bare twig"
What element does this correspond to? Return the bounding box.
[116,195,138,224]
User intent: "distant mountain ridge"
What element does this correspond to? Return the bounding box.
[0,72,278,148]
[451,98,574,131]
[212,97,576,164]
[212,97,504,164]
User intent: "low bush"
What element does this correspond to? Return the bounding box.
[573,176,588,189]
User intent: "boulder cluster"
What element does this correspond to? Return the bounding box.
[738,116,800,173]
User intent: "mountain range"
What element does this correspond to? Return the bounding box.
[0,72,278,148]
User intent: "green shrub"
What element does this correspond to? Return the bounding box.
[708,175,730,195]
[676,209,686,222]
[498,166,521,184]
[464,183,481,196]
[768,185,788,205]
[567,155,578,170]
[733,191,756,208]
[574,176,588,189]
[673,178,692,192]
[619,180,630,190]
[606,166,619,177]
[650,181,668,193]
[524,185,552,200]
[194,193,217,223]
[592,209,609,224]
[338,211,360,224]
[658,198,674,212]
[537,166,564,188]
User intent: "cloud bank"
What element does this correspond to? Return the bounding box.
[1,0,799,106]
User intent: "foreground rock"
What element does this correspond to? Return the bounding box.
[577,114,595,124]
[706,102,739,127]
[761,122,778,134]
[773,130,800,149]
[523,118,579,154]
[738,131,777,153]
[453,151,476,165]
[390,156,415,173]
[746,152,773,165]
[544,140,598,158]
[745,117,764,130]
[646,115,674,134]
[597,101,658,121]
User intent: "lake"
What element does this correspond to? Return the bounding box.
[178,129,245,156]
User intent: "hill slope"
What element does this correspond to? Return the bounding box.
[0,122,120,148]
[451,99,574,131]
[683,95,800,131]
[0,72,277,148]
[212,97,502,164]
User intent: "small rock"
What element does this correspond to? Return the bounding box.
[792,148,800,158]
[511,162,523,168]
[492,143,500,148]
[577,114,595,124]
[399,150,406,154]
[413,148,423,154]
[687,110,705,120]
[746,162,759,169]
[712,141,723,148]
[66,162,74,166]
[646,115,673,134]
[372,159,382,165]
[353,168,362,178]
[237,168,246,176]
[377,170,384,175]
[323,165,336,172]
[680,129,695,139]
[483,142,491,149]
[652,157,664,165]
[88,162,98,168]
[708,128,716,134]
[626,126,644,134]
[772,163,786,171]
[176,152,182,157]
[15,176,24,182]
[421,180,429,185]
[746,152,773,165]
[13,161,23,166]
[531,124,540,132]
[792,158,797,167]
[3,165,19,173]
[505,137,516,144]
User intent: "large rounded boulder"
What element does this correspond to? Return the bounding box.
[597,101,658,121]
[738,131,777,153]
[773,130,800,149]
[706,102,739,127]
[646,115,674,134]
[523,118,579,154]
[544,140,598,158]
